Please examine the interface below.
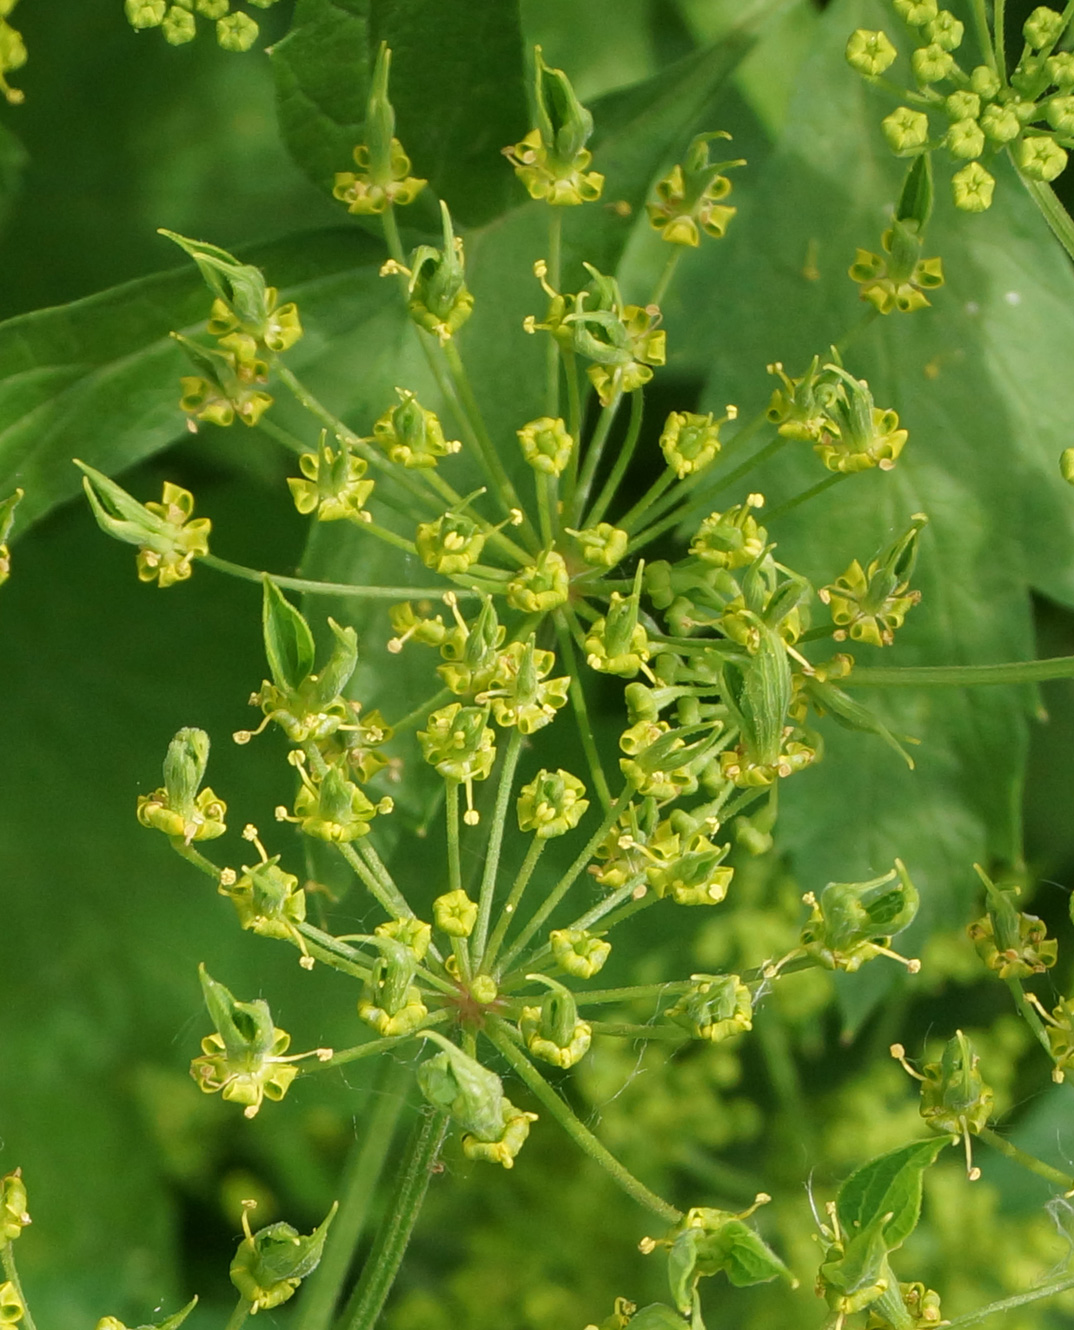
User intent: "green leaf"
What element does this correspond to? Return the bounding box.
[675,0,1074,1029]
[836,1137,948,1252]
[715,1220,792,1288]
[262,576,317,691]
[627,1306,691,1330]
[271,0,528,227]
[0,227,395,533]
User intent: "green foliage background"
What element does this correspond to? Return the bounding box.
[5,1,1074,1327]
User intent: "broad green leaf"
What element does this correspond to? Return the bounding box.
[271,0,528,227]
[673,0,1074,1027]
[0,227,392,531]
[837,1137,949,1252]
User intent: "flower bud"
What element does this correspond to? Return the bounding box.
[952,160,995,210]
[893,0,938,22]
[1047,51,1074,87]
[881,107,931,154]
[517,416,574,477]
[660,408,733,478]
[217,12,258,50]
[126,0,167,26]
[162,6,196,43]
[1016,134,1068,181]
[517,769,589,838]
[924,10,963,49]
[282,759,392,843]
[1024,5,1065,49]
[375,916,432,960]
[550,927,610,978]
[418,705,497,822]
[433,888,478,937]
[689,496,767,569]
[222,839,309,954]
[912,43,955,83]
[946,117,985,159]
[980,103,1021,143]
[846,30,898,77]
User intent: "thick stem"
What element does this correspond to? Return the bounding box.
[472,729,524,963]
[650,248,683,308]
[978,1125,1074,1191]
[486,1019,681,1223]
[764,472,846,523]
[297,1061,412,1330]
[845,657,1074,688]
[968,0,996,70]
[995,0,1007,82]
[338,1108,450,1330]
[1019,175,1074,264]
[1005,975,1056,1059]
[446,781,462,895]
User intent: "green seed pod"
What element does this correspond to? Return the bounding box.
[667,974,753,1041]
[506,549,570,613]
[190,966,315,1117]
[230,1203,337,1312]
[0,1171,29,1243]
[967,864,1057,978]
[504,46,604,206]
[417,1031,522,1150]
[357,937,428,1037]
[799,860,920,973]
[918,1031,994,1141]
[332,44,427,214]
[398,201,474,342]
[137,727,227,844]
[519,975,592,1068]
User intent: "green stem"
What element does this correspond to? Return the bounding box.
[941,1276,1074,1328]
[978,1125,1074,1191]
[496,785,632,978]
[764,471,847,523]
[296,925,371,981]
[563,349,584,515]
[572,392,624,525]
[441,339,528,522]
[392,686,453,735]
[201,554,469,601]
[338,842,413,921]
[554,608,612,810]
[472,729,524,963]
[482,836,546,973]
[650,248,683,308]
[574,981,695,1007]
[845,656,1074,688]
[586,390,645,529]
[224,1298,251,1330]
[171,840,222,880]
[2,1242,38,1330]
[546,211,563,418]
[256,415,309,455]
[1005,975,1056,1059]
[588,1020,689,1041]
[536,471,555,548]
[325,1012,450,1068]
[297,1061,412,1330]
[338,1108,450,1330]
[995,0,1007,82]
[618,466,675,536]
[968,0,996,70]
[1018,175,1074,264]
[486,1019,681,1223]
[446,781,463,896]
